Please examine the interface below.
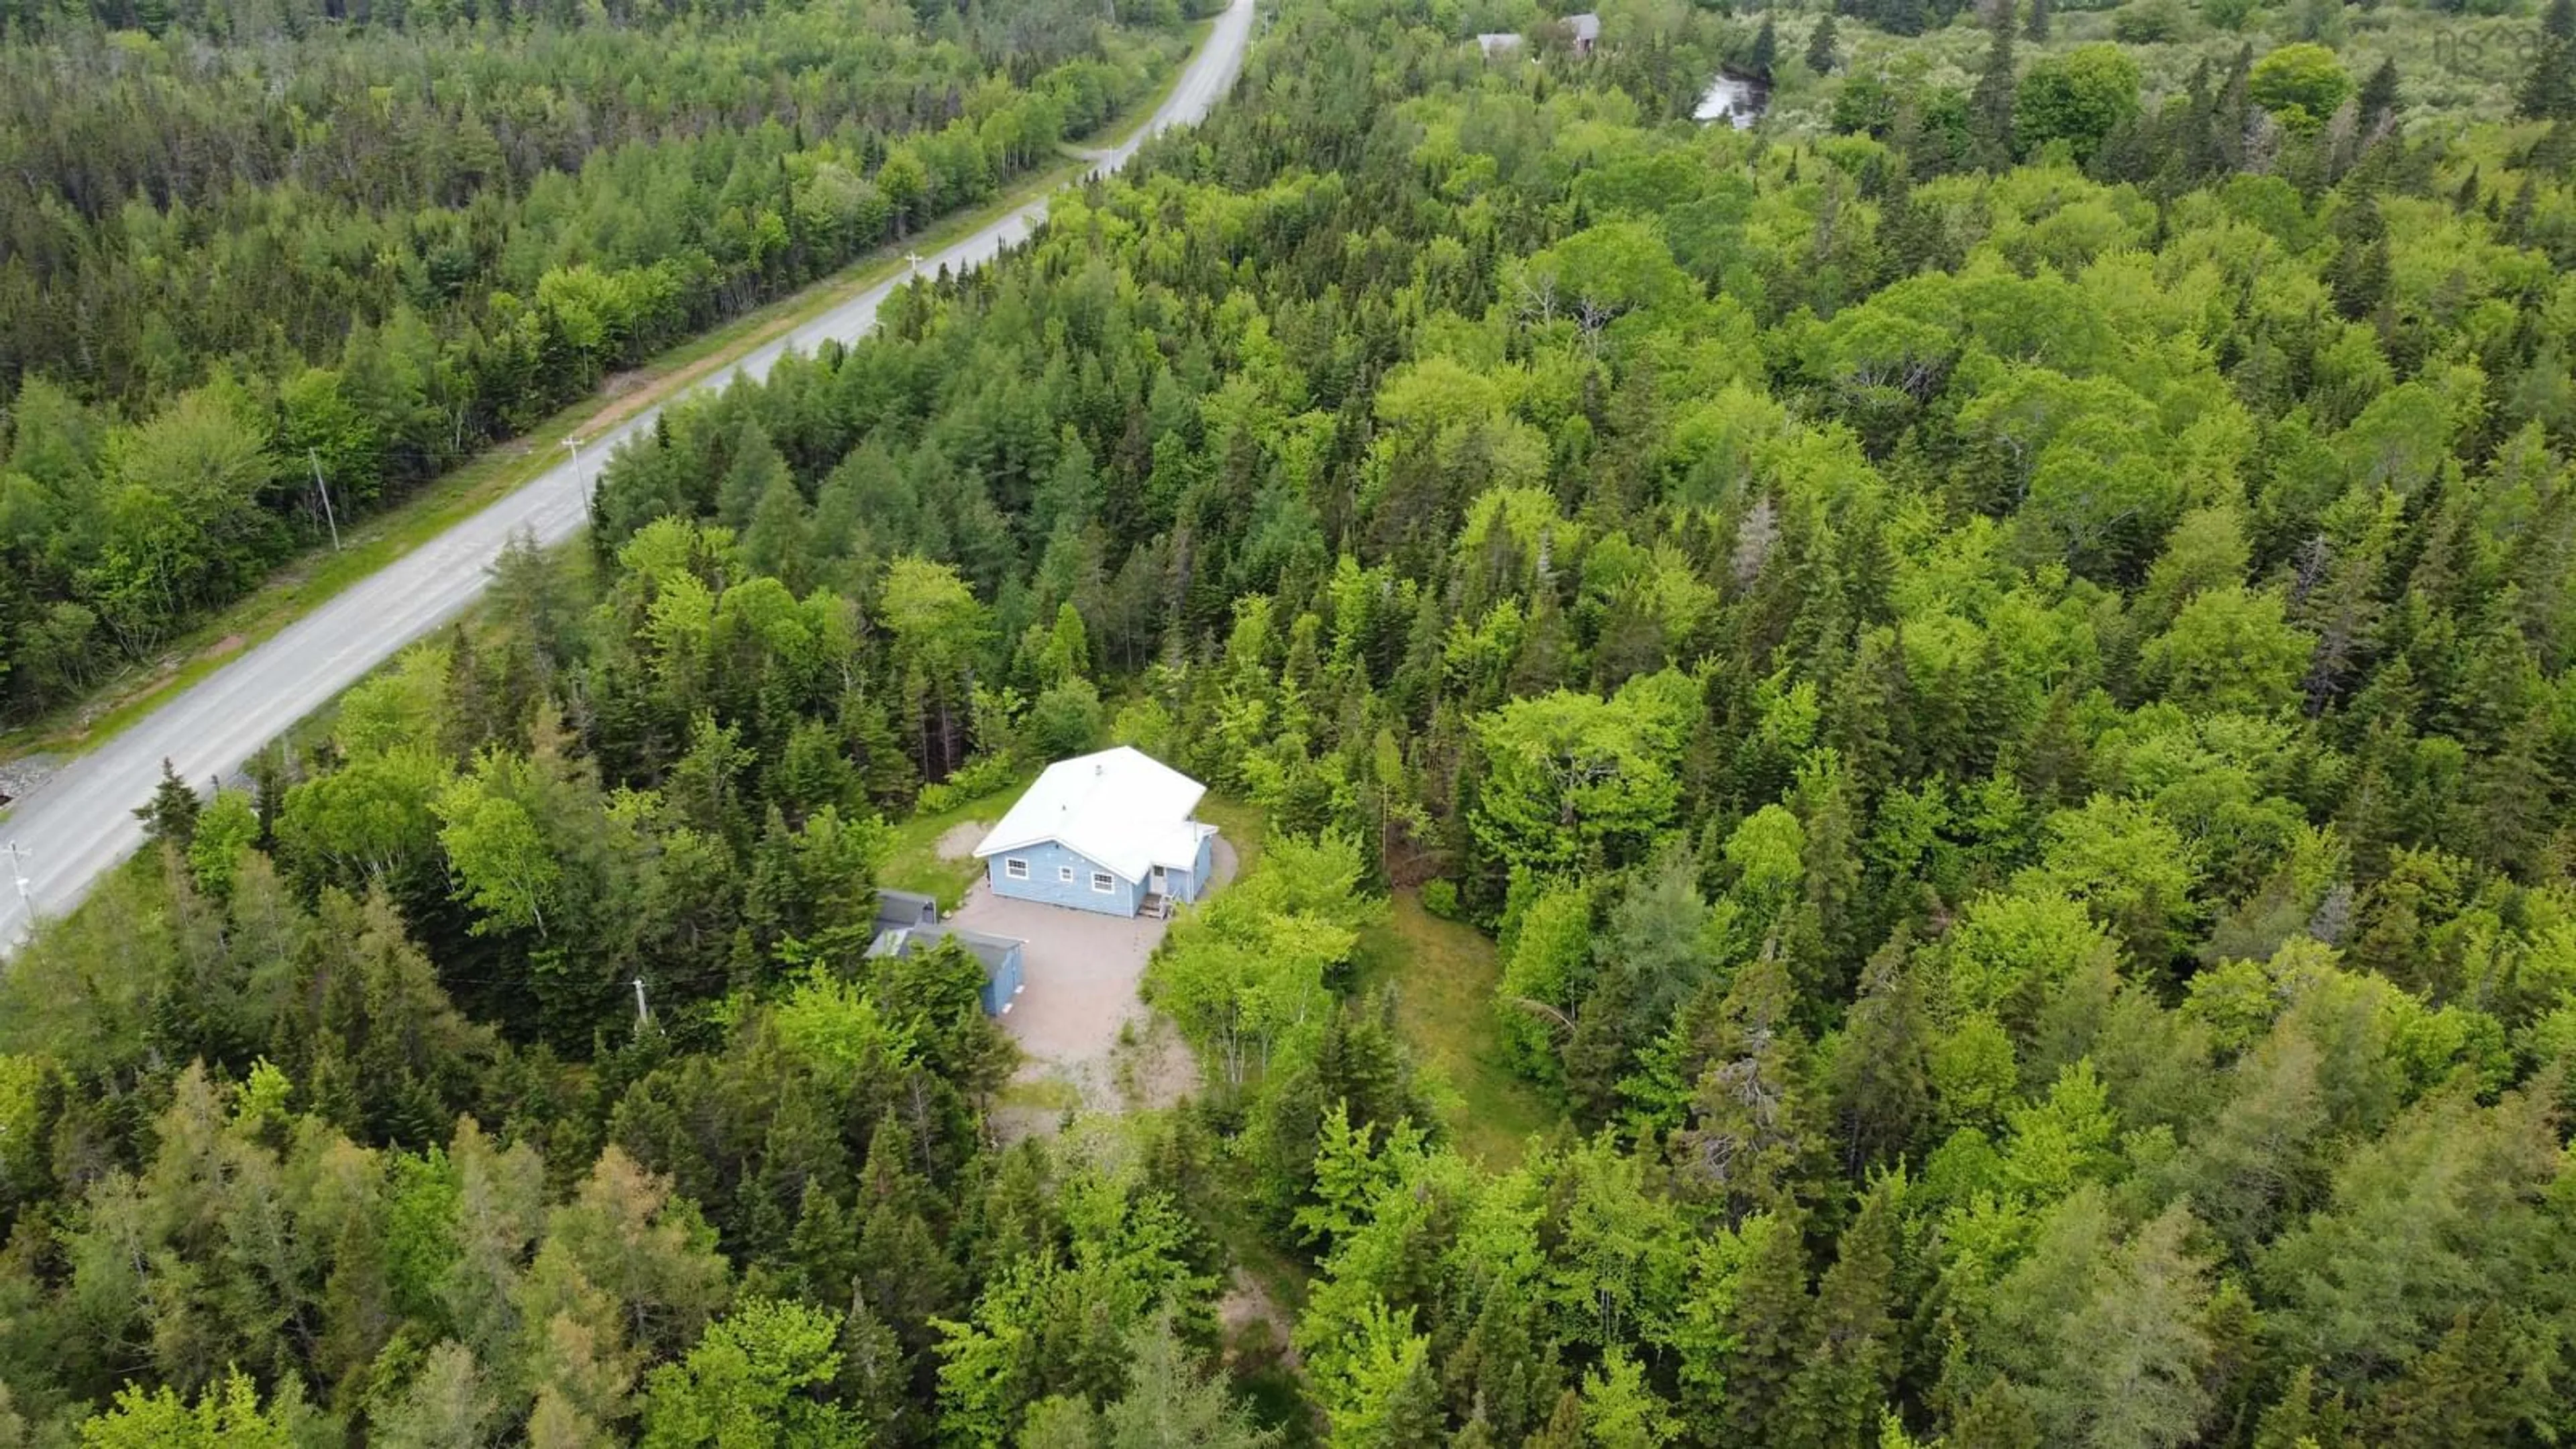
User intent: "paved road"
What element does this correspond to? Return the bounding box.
[0,0,1254,951]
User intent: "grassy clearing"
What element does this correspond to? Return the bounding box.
[1234,1362,1320,1448]
[879,772,1036,911]
[997,1075,1084,1113]
[1213,1201,1322,1447]
[0,25,1214,769]
[1177,794,1560,1167]
[1195,794,1268,881]
[1352,890,1563,1171]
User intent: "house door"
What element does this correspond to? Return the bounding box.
[1149,867,1167,894]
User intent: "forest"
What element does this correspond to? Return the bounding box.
[0,0,1205,719]
[5,0,2576,1442]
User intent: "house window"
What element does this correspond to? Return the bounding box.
[1058,866,1075,883]
[1005,859,1028,881]
[1092,871,1116,894]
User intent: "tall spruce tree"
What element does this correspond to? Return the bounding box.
[2357,57,2399,131]
[136,759,202,846]
[2519,0,2576,120]
[1721,1209,1814,1446]
[1970,1,2021,169]
[1779,1175,1903,1447]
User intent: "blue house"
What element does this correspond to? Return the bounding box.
[973,747,1220,918]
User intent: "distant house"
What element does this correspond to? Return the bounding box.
[1565,11,1601,55]
[1476,31,1525,58]
[973,747,1219,918]
[867,892,1026,1014]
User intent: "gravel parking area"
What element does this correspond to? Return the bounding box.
[949,834,1237,1116]
[0,753,58,810]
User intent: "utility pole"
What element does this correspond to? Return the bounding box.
[307,448,341,552]
[561,436,588,510]
[3,841,32,922]
[905,250,925,279]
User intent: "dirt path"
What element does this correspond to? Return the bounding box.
[1219,1267,1303,1368]
[935,820,989,860]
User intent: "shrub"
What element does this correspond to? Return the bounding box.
[2016,44,2144,161]
[2110,0,2187,42]
[917,753,1020,815]
[2249,42,2353,131]
[1027,680,1105,760]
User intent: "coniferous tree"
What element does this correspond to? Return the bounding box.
[1675,952,1819,1220]
[2368,1309,2519,1448]
[2215,44,2257,171]
[2503,174,2539,241]
[1970,1,2020,169]
[2520,0,2576,121]
[1807,11,1839,74]
[1779,1175,1902,1447]
[1951,1382,2044,1449]
[1721,1208,1813,1446]
[2253,1366,2351,1449]
[1824,934,1932,1175]
[2328,201,2392,321]
[1527,1389,1585,1449]
[1111,1321,1283,1446]
[136,759,202,846]
[2357,57,2399,131]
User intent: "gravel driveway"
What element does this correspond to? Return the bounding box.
[949,835,1237,1116]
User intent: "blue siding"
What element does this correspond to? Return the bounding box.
[1159,829,1218,904]
[1189,828,1215,900]
[986,838,1141,916]
[981,943,1024,1015]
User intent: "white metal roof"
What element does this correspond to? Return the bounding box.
[973,747,1210,883]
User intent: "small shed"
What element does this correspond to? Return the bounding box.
[875,889,940,930]
[1475,31,1525,58]
[867,923,1027,1016]
[973,747,1218,918]
[1565,11,1601,54]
